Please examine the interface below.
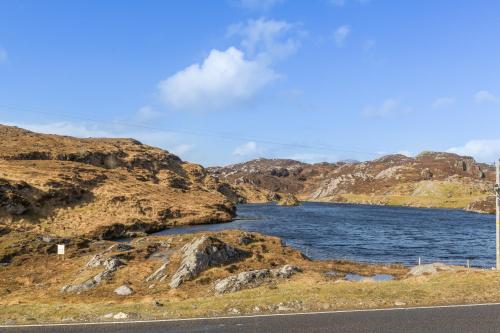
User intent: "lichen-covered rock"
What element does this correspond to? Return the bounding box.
[62,255,125,293]
[85,254,124,270]
[214,265,301,294]
[114,285,133,296]
[407,263,455,277]
[112,312,128,319]
[61,268,115,293]
[214,269,270,294]
[169,236,247,288]
[421,168,433,180]
[272,264,301,278]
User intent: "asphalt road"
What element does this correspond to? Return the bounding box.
[2,303,500,333]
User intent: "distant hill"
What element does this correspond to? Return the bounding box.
[209,153,495,213]
[0,124,236,239]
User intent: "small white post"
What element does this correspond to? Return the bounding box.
[57,244,65,261]
[467,259,470,269]
[418,257,421,266]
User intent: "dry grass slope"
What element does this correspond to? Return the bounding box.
[0,124,236,239]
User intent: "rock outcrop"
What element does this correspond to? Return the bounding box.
[406,263,456,277]
[145,262,170,282]
[114,285,134,296]
[61,256,125,293]
[169,236,248,288]
[277,194,300,206]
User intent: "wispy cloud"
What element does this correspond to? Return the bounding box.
[447,139,500,162]
[136,105,162,121]
[362,98,409,117]
[329,0,346,6]
[432,97,455,109]
[287,153,338,163]
[6,121,114,138]
[328,0,370,7]
[236,0,285,11]
[362,39,376,51]
[4,121,198,159]
[170,143,194,156]
[474,90,498,104]
[233,141,262,156]
[227,17,304,60]
[0,48,7,63]
[334,25,350,47]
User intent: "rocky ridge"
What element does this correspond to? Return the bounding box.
[209,153,495,213]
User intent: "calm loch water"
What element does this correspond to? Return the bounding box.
[155,202,495,267]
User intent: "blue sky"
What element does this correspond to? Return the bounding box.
[1,0,499,166]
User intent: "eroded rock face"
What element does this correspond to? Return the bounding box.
[145,262,170,282]
[62,255,126,293]
[214,265,301,294]
[169,236,248,288]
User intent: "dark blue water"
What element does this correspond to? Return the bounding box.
[155,202,496,267]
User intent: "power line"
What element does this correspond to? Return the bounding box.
[0,104,383,156]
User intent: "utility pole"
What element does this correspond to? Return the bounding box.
[496,160,500,270]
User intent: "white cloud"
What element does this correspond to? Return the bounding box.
[136,105,162,121]
[432,97,455,109]
[158,47,278,112]
[334,25,350,47]
[233,141,261,156]
[362,39,376,50]
[447,139,500,162]
[237,0,285,11]
[362,98,401,117]
[227,18,302,60]
[0,48,7,63]
[474,90,498,104]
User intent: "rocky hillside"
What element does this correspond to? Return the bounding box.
[0,125,236,239]
[209,153,496,213]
